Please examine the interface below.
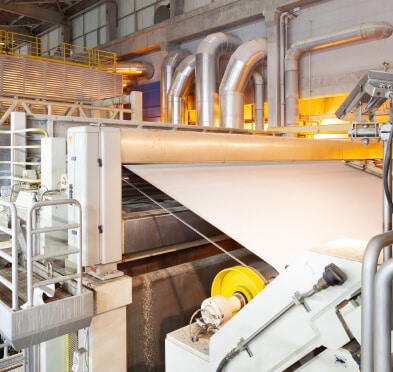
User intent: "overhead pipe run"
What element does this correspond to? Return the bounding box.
[219,38,267,129]
[160,49,191,122]
[167,54,196,124]
[279,9,299,127]
[284,22,393,126]
[195,32,242,127]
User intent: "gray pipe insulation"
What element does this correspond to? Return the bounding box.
[219,38,267,129]
[252,70,264,131]
[167,54,196,124]
[160,49,191,122]
[195,32,242,127]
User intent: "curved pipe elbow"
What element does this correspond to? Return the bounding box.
[161,49,191,121]
[219,38,266,129]
[167,54,196,123]
[220,38,266,94]
[196,32,242,56]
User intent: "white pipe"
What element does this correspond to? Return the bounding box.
[253,70,264,130]
[160,49,191,122]
[279,11,290,127]
[285,22,393,126]
[279,10,299,126]
[167,54,196,124]
[195,32,242,127]
[219,38,267,129]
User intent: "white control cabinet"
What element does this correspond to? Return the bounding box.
[67,126,121,268]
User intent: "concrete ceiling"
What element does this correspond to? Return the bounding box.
[0,0,98,35]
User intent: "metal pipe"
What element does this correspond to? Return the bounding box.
[383,140,392,260]
[374,258,393,372]
[253,71,264,130]
[195,32,242,127]
[160,49,191,122]
[167,54,195,124]
[219,38,267,129]
[361,230,393,372]
[115,60,154,79]
[279,11,293,127]
[285,22,393,126]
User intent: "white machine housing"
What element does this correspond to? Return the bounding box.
[67,126,122,270]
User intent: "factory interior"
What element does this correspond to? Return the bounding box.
[1,0,393,371]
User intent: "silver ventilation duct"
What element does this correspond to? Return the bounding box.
[219,38,267,129]
[116,61,155,79]
[284,22,393,126]
[160,49,191,122]
[195,32,242,127]
[253,70,264,131]
[167,54,196,124]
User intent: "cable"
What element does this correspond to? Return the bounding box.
[383,108,393,213]
[122,176,250,268]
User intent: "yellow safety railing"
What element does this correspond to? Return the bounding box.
[0,30,116,71]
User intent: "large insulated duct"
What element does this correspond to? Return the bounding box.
[167,54,196,124]
[196,32,242,127]
[160,49,191,122]
[285,22,393,126]
[219,38,267,129]
[116,61,154,79]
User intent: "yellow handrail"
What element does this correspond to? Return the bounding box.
[0,31,116,71]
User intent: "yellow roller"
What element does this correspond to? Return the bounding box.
[211,265,266,304]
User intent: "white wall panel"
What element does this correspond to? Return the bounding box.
[184,0,212,13]
[84,7,99,33]
[137,6,154,30]
[98,4,106,27]
[72,15,83,38]
[85,31,98,49]
[99,27,107,45]
[136,0,155,11]
[118,0,135,15]
[118,14,136,38]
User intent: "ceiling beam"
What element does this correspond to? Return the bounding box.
[0,3,63,24]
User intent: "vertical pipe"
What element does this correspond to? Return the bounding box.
[279,11,290,127]
[10,202,17,311]
[26,205,33,308]
[253,71,264,130]
[77,201,82,295]
[383,140,392,260]
[361,231,393,372]
[374,258,393,372]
